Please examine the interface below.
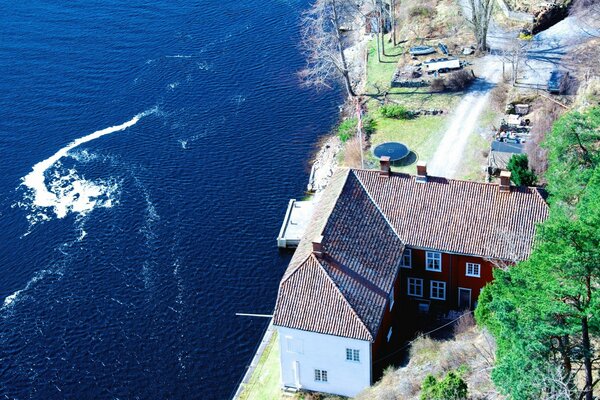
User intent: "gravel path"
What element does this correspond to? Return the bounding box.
[428,56,503,178]
[428,8,599,179]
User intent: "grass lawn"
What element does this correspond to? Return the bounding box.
[239,332,282,400]
[366,111,448,174]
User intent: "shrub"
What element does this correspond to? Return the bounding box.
[337,118,357,143]
[337,116,376,143]
[380,104,412,119]
[420,371,468,400]
[506,154,537,186]
[409,5,435,17]
[430,78,446,92]
[446,70,475,91]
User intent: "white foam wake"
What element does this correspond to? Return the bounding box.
[21,108,156,221]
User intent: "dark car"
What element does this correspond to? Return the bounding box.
[548,70,568,94]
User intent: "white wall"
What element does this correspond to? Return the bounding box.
[277,326,372,398]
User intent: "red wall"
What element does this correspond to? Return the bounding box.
[396,247,495,309]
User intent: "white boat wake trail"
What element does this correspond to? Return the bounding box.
[20,107,157,224]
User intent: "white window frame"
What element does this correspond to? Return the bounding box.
[430,280,446,300]
[314,369,328,382]
[346,348,360,362]
[425,251,442,272]
[285,336,303,354]
[389,286,395,311]
[408,277,423,297]
[466,262,481,278]
[387,327,393,342]
[400,248,412,268]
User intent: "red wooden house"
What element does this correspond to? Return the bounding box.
[273,161,548,397]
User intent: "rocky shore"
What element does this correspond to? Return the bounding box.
[306,32,371,193]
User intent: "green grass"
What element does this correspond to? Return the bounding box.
[457,132,490,181]
[367,110,448,173]
[239,332,281,400]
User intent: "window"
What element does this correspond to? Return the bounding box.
[389,287,395,311]
[314,369,328,382]
[426,252,442,272]
[346,348,360,362]
[285,337,303,354]
[400,248,412,268]
[408,277,423,297]
[466,262,481,277]
[387,327,393,342]
[430,280,446,300]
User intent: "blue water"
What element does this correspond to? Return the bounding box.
[0,1,341,398]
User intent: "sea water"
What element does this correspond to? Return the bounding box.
[0,1,341,398]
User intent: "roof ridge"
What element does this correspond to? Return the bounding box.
[314,255,374,341]
[351,168,547,193]
[351,170,405,242]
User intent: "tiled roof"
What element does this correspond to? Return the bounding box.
[353,169,548,260]
[274,170,405,341]
[273,168,548,340]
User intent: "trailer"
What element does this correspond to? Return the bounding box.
[424,57,461,73]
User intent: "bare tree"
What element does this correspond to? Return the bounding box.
[465,0,494,52]
[299,0,359,97]
[500,36,530,85]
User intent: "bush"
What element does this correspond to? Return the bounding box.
[337,116,376,143]
[430,78,446,92]
[380,104,412,119]
[421,371,468,400]
[337,118,357,142]
[506,154,537,186]
[446,70,475,91]
[409,5,435,17]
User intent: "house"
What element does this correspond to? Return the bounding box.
[272,160,549,397]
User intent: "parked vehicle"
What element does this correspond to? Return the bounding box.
[409,45,436,56]
[424,57,461,73]
[548,70,568,94]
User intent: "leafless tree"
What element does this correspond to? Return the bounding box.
[464,0,494,51]
[299,0,360,97]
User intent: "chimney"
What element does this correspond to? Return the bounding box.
[499,170,512,193]
[312,235,324,258]
[379,156,391,177]
[416,161,427,183]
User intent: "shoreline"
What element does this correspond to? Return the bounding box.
[306,31,372,193]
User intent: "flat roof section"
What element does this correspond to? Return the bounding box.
[277,199,316,248]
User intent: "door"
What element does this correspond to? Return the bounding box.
[458,288,471,310]
[293,361,301,388]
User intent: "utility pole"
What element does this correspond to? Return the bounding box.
[356,98,364,169]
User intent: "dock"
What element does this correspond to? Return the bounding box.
[276,199,315,248]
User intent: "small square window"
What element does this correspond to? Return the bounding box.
[400,249,412,268]
[430,280,446,300]
[466,263,481,277]
[346,348,360,362]
[408,277,423,297]
[314,369,328,382]
[426,252,442,272]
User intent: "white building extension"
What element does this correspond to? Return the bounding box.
[278,327,371,397]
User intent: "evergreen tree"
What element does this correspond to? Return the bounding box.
[506,154,537,186]
[477,107,600,400]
